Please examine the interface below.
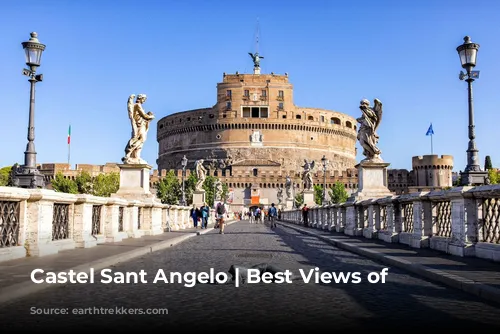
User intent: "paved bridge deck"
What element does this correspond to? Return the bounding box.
[0,220,499,331]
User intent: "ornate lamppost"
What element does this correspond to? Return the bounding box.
[180,155,188,206]
[321,155,328,204]
[12,32,46,188]
[456,36,488,185]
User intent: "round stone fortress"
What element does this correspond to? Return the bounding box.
[156,71,357,173]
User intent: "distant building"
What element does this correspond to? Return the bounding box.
[387,155,454,194]
[38,163,120,189]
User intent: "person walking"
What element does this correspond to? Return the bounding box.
[190,205,200,228]
[302,204,309,227]
[268,203,278,229]
[216,202,227,234]
[201,202,210,229]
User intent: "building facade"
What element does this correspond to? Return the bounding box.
[156,70,359,210]
[38,163,120,188]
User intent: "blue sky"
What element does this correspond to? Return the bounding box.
[1,0,499,172]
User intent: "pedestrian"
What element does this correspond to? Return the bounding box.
[190,204,199,228]
[268,203,278,228]
[302,204,309,227]
[216,202,227,234]
[201,202,210,229]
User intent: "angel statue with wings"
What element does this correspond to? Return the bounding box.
[301,160,315,191]
[357,98,383,161]
[248,52,264,68]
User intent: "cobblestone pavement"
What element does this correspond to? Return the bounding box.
[1,221,500,331]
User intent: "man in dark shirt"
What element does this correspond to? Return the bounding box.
[216,202,227,234]
[302,204,309,227]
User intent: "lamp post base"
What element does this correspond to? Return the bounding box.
[11,166,45,188]
[460,170,488,186]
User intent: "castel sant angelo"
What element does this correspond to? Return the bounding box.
[155,52,359,210]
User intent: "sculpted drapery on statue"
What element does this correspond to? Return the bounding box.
[301,160,315,191]
[285,175,292,199]
[122,94,155,164]
[194,159,207,191]
[215,180,223,200]
[357,98,383,161]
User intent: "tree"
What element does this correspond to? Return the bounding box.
[313,184,324,205]
[203,175,217,207]
[156,170,181,204]
[184,172,197,205]
[485,156,493,170]
[295,193,304,207]
[75,171,93,194]
[329,181,348,204]
[488,169,499,185]
[222,183,229,202]
[51,172,79,194]
[92,172,119,197]
[0,166,12,186]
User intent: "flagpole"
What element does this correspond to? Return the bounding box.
[431,133,433,155]
[67,125,71,167]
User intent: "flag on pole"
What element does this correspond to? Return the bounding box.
[426,123,434,136]
[68,125,71,144]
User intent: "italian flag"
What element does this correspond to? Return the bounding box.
[68,125,71,144]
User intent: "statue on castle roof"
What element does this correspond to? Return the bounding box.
[248,52,264,68]
[357,98,383,162]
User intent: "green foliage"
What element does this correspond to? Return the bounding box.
[0,166,12,186]
[202,175,217,207]
[328,181,349,204]
[488,169,499,185]
[51,171,119,197]
[156,170,181,204]
[453,176,461,187]
[294,193,304,207]
[313,184,324,205]
[184,172,197,205]
[485,156,493,170]
[75,171,93,194]
[92,173,119,197]
[222,183,229,202]
[51,172,79,194]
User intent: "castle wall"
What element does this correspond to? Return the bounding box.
[412,155,454,188]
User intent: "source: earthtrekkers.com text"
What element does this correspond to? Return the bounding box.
[30,307,169,315]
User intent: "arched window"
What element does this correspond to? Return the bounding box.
[330,117,340,125]
[253,168,258,177]
[345,121,352,128]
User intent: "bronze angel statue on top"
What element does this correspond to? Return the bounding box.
[357,98,383,161]
[248,52,264,68]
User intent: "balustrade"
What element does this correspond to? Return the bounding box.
[0,186,193,263]
[279,185,500,262]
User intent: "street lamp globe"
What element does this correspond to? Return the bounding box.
[22,32,46,68]
[457,36,479,71]
[181,155,188,169]
[321,155,328,169]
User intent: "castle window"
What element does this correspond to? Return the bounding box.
[187,117,191,121]
[261,89,267,97]
[296,115,301,119]
[226,102,232,110]
[282,115,287,119]
[253,168,258,177]
[330,117,340,125]
[242,106,268,118]
[278,90,284,98]
[345,121,352,128]
[321,115,325,122]
[278,102,284,110]
[244,90,249,97]
[222,113,227,118]
[216,134,222,139]
[226,90,232,98]
[308,116,314,121]
[209,114,215,118]
[159,124,164,129]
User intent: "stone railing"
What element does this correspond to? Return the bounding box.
[0,187,218,263]
[280,185,500,262]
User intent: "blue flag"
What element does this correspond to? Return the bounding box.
[426,123,434,136]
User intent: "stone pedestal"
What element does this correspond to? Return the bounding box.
[303,190,315,206]
[193,190,206,207]
[114,164,156,200]
[351,160,392,201]
[461,170,488,186]
[285,198,294,210]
